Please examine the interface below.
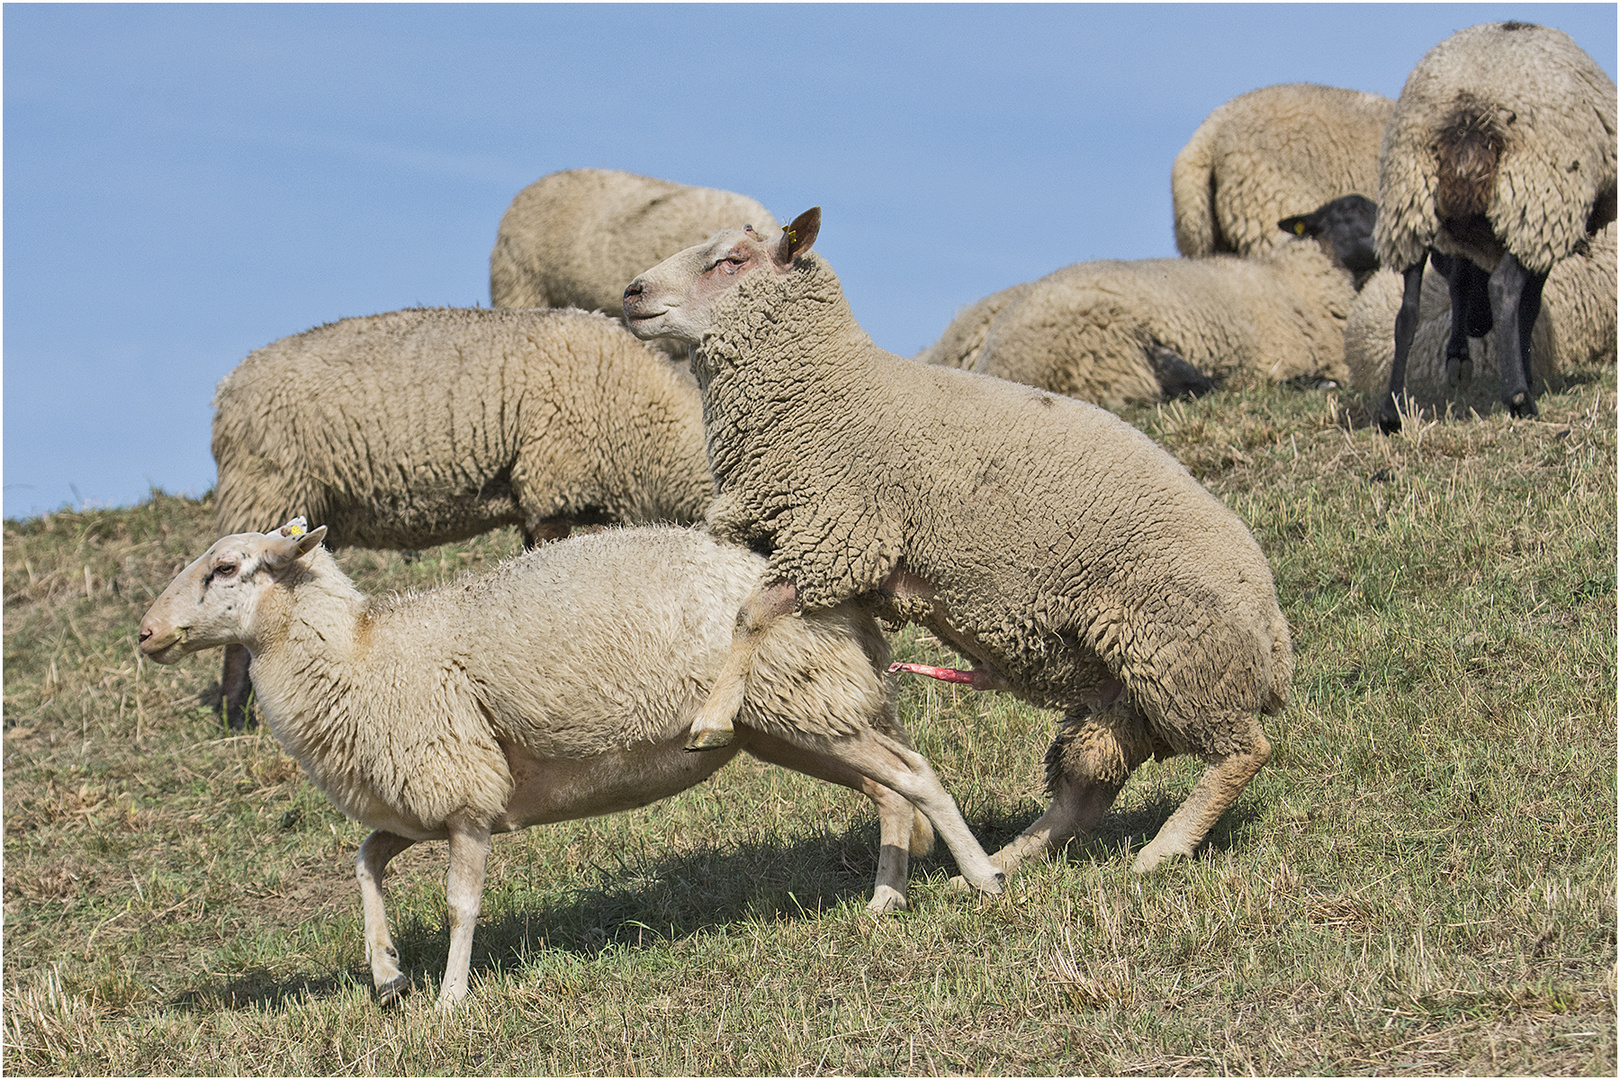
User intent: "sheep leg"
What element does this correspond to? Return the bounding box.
[743,733,931,913]
[1439,252,1492,386]
[687,581,798,751]
[220,644,254,730]
[982,700,1149,878]
[1378,261,1428,433]
[1488,252,1546,418]
[356,830,417,1005]
[436,820,492,1011]
[1132,728,1271,874]
[831,727,1004,896]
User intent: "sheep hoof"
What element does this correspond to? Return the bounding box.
[377,973,410,1007]
[866,886,908,914]
[1507,392,1537,419]
[684,726,735,751]
[1445,357,1473,387]
[1376,408,1402,435]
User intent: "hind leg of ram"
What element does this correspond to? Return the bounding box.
[686,581,799,751]
[744,733,934,912]
[984,698,1153,878]
[1131,720,1271,874]
[357,830,418,1005]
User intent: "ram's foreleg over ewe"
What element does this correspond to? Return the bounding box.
[1374,21,1616,432]
[624,209,1290,880]
[139,521,1002,1010]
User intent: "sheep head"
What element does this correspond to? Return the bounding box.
[623,206,820,344]
[1279,194,1381,283]
[139,518,327,663]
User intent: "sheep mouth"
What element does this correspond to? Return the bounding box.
[139,626,189,663]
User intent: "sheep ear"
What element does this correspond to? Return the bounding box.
[260,525,327,570]
[775,207,821,265]
[1278,213,1314,237]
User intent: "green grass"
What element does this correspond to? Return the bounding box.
[4,369,1615,1074]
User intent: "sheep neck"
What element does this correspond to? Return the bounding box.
[242,552,372,800]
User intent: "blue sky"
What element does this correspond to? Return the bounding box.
[4,3,1615,519]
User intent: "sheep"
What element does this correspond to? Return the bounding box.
[1172,83,1396,259]
[138,520,1006,1011]
[1345,221,1615,409]
[916,195,1378,409]
[1373,21,1617,431]
[490,168,777,355]
[211,305,713,730]
[623,209,1292,879]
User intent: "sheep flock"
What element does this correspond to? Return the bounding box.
[152,21,1613,1009]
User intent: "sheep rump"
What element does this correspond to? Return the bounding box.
[1173,83,1395,258]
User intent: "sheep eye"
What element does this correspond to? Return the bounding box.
[214,563,238,579]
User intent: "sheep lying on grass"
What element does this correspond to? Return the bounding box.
[1173,82,1396,258]
[624,210,1291,878]
[1345,221,1614,409]
[1373,21,1616,430]
[211,306,713,730]
[917,196,1377,408]
[138,521,1005,1011]
[491,168,776,355]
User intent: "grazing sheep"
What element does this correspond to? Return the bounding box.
[490,168,776,354]
[1345,220,1615,407]
[1373,21,1616,430]
[917,196,1377,408]
[1172,83,1396,258]
[623,210,1291,878]
[138,521,1005,1011]
[211,306,713,729]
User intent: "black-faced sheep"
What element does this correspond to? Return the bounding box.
[917,196,1378,408]
[211,306,713,729]
[623,210,1291,878]
[490,168,776,355]
[1374,21,1616,431]
[1173,83,1396,258]
[139,522,1005,1011]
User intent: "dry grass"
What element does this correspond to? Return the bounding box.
[4,366,1614,1075]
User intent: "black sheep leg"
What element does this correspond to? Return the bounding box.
[1378,261,1428,433]
[1488,252,1546,417]
[1433,251,1493,386]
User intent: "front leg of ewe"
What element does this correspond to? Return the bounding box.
[356,830,417,1005]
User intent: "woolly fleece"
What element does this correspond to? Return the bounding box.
[212,307,712,547]
[917,240,1355,408]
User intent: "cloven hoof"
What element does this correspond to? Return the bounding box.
[377,973,410,1007]
[684,727,735,752]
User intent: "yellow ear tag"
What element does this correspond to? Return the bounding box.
[1294,222,1307,235]
[280,518,307,538]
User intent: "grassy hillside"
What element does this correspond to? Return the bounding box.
[4,370,1615,1075]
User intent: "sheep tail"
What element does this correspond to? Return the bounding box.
[1434,93,1504,239]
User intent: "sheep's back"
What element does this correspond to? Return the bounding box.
[490,168,776,313]
[211,307,679,547]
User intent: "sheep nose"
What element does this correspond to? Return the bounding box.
[623,279,644,301]
[138,625,152,645]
